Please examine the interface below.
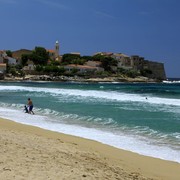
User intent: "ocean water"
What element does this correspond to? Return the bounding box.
[0,81,180,163]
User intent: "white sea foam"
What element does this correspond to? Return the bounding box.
[1,85,180,107]
[0,106,179,163]
[163,80,180,84]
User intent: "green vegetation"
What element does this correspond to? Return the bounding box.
[33,47,49,65]
[6,50,12,57]
[140,69,152,77]
[61,54,80,65]
[117,68,140,78]
[5,46,156,79]
[21,47,49,66]
[7,64,25,77]
[92,54,117,71]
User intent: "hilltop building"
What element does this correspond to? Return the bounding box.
[1,41,166,80]
[23,60,35,71]
[70,52,81,56]
[0,63,6,74]
[0,51,6,63]
[94,52,113,56]
[143,60,166,80]
[112,53,132,69]
[64,64,101,74]
[95,52,166,80]
[0,51,7,74]
[47,40,61,61]
[55,40,60,59]
[130,55,144,70]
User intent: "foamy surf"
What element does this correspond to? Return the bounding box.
[0,82,179,163]
[0,106,179,163]
[0,85,180,106]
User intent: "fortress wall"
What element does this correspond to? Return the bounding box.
[144,60,166,80]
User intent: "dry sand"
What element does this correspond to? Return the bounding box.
[0,118,179,180]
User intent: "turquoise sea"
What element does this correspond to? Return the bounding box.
[0,81,180,163]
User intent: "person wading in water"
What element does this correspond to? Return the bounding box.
[27,98,34,114]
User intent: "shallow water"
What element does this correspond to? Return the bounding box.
[0,81,180,162]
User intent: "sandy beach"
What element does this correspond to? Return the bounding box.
[0,118,179,180]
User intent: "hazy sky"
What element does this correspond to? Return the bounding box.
[0,0,180,78]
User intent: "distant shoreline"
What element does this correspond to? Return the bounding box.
[2,74,162,83]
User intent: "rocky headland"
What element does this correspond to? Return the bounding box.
[3,74,160,83]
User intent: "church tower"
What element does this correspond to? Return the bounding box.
[55,40,60,60]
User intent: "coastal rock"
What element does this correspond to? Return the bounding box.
[4,74,158,83]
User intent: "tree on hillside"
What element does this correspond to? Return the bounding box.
[61,54,81,64]
[32,47,49,65]
[101,56,117,71]
[72,58,86,65]
[21,54,31,66]
[140,69,152,77]
[81,56,93,61]
[93,54,117,71]
[21,47,49,66]
[92,54,104,61]
[6,50,12,57]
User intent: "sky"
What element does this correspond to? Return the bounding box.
[0,0,180,78]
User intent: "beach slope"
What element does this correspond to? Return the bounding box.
[0,118,179,180]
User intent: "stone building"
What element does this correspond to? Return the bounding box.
[0,51,7,74]
[143,60,166,80]
[0,52,4,63]
[47,40,61,61]
[0,51,7,63]
[130,55,144,70]
[0,63,6,73]
[112,53,132,69]
[85,61,104,72]
[23,60,35,71]
[64,64,98,73]
[111,52,166,80]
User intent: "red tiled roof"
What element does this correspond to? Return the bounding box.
[47,49,55,53]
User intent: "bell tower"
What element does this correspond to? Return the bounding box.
[55,40,59,60]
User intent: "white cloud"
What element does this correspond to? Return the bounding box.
[95,11,116,19]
